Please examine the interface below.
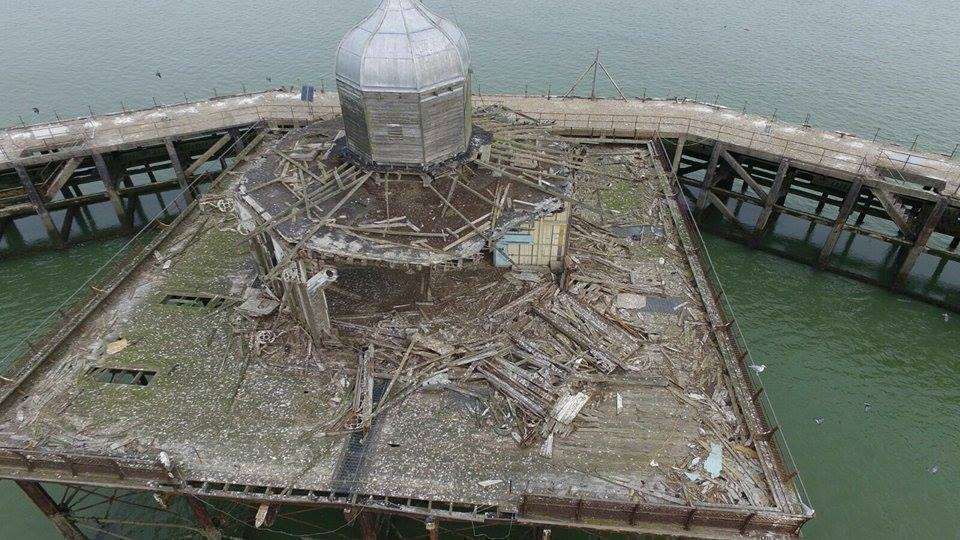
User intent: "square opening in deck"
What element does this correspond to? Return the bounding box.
[87,367,157,386]
[161,293,225,309]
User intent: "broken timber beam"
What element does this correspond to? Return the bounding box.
[184,495,222,540]
[184,133,232,177]
[44,156,82,199]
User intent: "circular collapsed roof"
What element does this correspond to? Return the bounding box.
[335,0,470,93]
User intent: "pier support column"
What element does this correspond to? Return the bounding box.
[695,143,723,212]
[425,517,439,540]
[165,138,195,205]
[184,495,222,540]
[671,135,686,175]
[15,164,64,249]
[893,197,948,289]
[751,158,791,247]
[92,153,132,233]
[358,511,383,540]
[818,179,863,268]
[15,480,87,540]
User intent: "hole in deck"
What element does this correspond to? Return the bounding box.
[87,367,157,386]
[161,294,225,309]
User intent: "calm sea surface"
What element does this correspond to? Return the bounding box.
[0,1,957,538]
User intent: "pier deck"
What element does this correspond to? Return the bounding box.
[0,119,809,537]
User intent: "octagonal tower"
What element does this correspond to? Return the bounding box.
[335,0,472,167]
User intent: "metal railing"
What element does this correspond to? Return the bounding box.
[477,94,960,193]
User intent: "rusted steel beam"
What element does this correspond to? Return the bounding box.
[15,480,87,540]
[818,179,863,268]
[14,164,64,249]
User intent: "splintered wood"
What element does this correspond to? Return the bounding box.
[230,110,778,509]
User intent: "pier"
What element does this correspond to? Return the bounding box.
[2,91,957,308]
[1,87,958,537]
[0,99,814,538]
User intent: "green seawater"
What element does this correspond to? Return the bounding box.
[1,1,958,538]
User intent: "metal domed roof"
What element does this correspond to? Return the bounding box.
[336,0,470,92]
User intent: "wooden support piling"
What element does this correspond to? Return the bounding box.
[165,138,195,204]
[15,164,64,249]
[818,179,863,268]
[695,143,723,212]
[358,511,382,540]
[893,197,948,288]
[92,153,132,233]
[184,495,222,540]
[184,133,232,177]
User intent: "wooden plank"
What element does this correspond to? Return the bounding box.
[695,143,723,211]
[720,148,768,199]
[817,179,863,268]
[184,133,232,176]
[15,164,64,248]
[894,197,948,288]
[44,157,82,199]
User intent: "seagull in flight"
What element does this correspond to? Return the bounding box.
[155,71,162,79]
[32,107,39,115]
